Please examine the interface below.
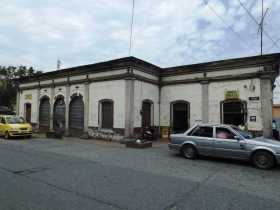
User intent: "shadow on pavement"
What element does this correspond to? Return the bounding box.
[170,152,280,171]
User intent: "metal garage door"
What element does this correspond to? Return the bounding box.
[69,96,84,130]
[53,98,65,132]
[39,97,50,129]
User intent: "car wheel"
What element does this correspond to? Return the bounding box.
[252,151,275,170]
[181,145,197,159]
[4,132,10,139]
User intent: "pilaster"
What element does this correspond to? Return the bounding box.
[260,75,273,138]
[65,84,70,136]
[124,77,135,138]
[36,88,40,131]
[16,90,20,115]
[49,84,55,131]
[201,80,209,123]
[83,81,89,133]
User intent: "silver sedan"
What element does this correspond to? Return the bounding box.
[168,123,280,169]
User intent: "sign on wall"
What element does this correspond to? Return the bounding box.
[25,94,32,100]
[249,97,259,101]
[250,116,257,122]
[225,90,239,100]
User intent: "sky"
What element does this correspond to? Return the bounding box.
[0,0,280,101]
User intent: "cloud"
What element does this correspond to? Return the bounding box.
[0,0,279,72]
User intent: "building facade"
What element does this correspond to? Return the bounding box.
[16,54,280,139]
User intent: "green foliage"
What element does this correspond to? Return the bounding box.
[0,65,42,109]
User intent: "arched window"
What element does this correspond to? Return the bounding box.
[141,100,154,128]
[170,100,190,133]
[39,96,50,129]
[53,95,66,132]
[99,99,114,129]
[69,95,84,130]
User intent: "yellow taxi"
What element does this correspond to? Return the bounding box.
[0,115,33,139]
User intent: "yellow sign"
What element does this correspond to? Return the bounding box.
[161,127,169,138]
[25,94,32,100]
[225,90,239,100]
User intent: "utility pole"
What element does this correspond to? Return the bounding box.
[129,0,135,56]
[57,59,62,70]
[258,0,269,55]
[261,0,263,55]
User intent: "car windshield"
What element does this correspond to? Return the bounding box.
[231,125,253,139]
[6,116,25,124]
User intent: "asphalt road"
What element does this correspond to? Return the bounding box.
[0,137,280,210]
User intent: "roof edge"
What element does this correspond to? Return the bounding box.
[163,53,280,73]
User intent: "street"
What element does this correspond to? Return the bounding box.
[0,137,280,210]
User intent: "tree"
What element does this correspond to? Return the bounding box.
[0,65,42,109]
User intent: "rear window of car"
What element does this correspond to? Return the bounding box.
[189,126,213,138]
[6,116,25,124]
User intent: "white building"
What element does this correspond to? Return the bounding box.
[15,53,280,139]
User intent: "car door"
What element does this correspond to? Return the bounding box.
[213,126,249,160]
[187,125,214,156]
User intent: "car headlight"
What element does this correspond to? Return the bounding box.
[10,127,19,131]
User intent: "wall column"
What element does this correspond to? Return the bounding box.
[125,78,135,138]
[83,81,89,133]
[36,88,40,131]
[65,84,70,136]
[260,75,273,138]
[201,80,209,123]
[49,85,55,131]
[16,90,20,115]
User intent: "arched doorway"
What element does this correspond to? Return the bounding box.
[69,95,84,131]
[221,100,247,126]
[53,95,66,132]
[171,101,190,133]
[24,103,31,123]
[141,100,153,128]
[39,96,50,130]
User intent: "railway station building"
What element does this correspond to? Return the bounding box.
[16,53,280,140]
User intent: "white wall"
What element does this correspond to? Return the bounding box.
[273,76,280,104]
[134,81,159,127]
[162,66,261,82]
[209,78,262,131]
[162,73,203,82]
[70,84,85,99]
[160,83,202,127]
[133,70,159,81]
[89,80,126,128]
[40,88,51,99]
[19,89,39,123]
[54,86,66,98]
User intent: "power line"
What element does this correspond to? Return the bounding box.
[129,0,135,56]
[237,0,280,52]
[203,0,255,54]
[267,37,280,51]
